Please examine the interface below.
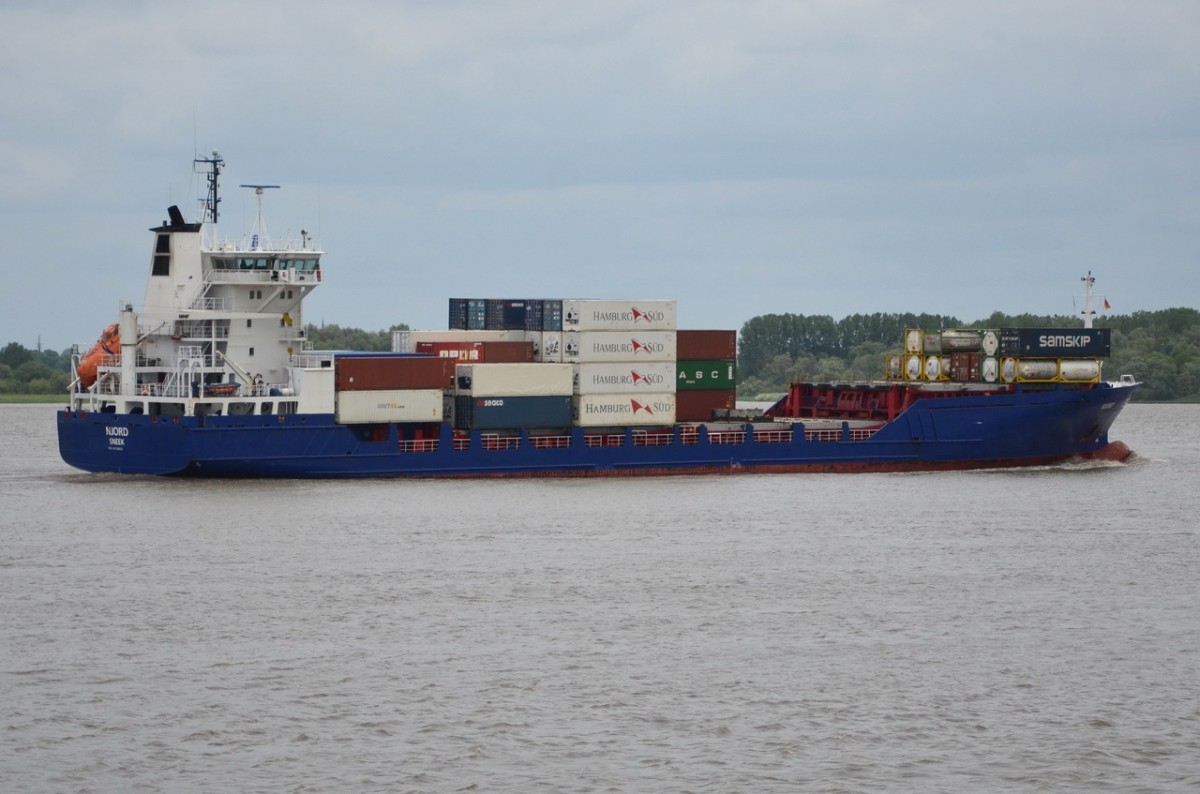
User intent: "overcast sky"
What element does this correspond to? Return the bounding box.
[2,0,1197,351]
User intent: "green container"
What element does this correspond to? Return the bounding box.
[676,360,736,391]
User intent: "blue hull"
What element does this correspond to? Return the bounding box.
[57,383,1137,478]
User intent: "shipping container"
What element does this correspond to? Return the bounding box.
[924,355,948,381]
[522,300,544,332]
[886,354,903,380]
[485,299,528,330]
[675,360,736,391]
[575,362,677,394]
[541,300,563,331]
[415,340,534,363]
[981,330,1000,357]
[949,352,981,382]
[395,329,528,353]
[336,388,443,424]
[981,356,1000,383]
[573,393,677,427]
[677,329,737,360]
[454,394,572,430]
[1000,327,1111,358]
[922,332,942,354]
[456,363,574,396]
[904,354,923,380]
[335,355,455,391]
[563,331,677,362]
[562,299,678,331]
[675,389,735,422]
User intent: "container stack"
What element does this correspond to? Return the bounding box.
[674,330,737,422]
[562,300,679,427]
[448,298,565,363]
[452,362,573,430]
[333,354,455,424]
[888,327,1108,385]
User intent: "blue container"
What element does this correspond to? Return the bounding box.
[455,394,572,430]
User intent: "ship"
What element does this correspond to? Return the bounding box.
[57,154,1138,477]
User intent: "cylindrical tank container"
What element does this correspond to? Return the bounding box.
[575,362,677,394]
[562,299,677,331]
[1059,359,1102,382]
[573,393,677,427]
[564,331,677,362]
[905,329,924,354]
[1001,357,1018,384]
[981,356,1000,383]
[941,330,982,352]
[335,355,455,391]
[454,394,572,430]
[336,388,444,424]
[886,354,903,380]
[677,330,737,360]
[674,389,735,422]
[455,363,573,396]
[924,355,945,381]
[1016,359,1059,382]
[981,330,1000,357]
[905,354,923,380]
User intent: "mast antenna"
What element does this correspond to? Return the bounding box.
[239,183,281,251]
[1080,270,1096,329]
[194,150,225,225]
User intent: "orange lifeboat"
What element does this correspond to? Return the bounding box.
[77,323,121,388]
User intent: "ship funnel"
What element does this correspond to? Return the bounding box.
[167,205,186,227]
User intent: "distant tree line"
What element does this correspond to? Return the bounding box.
[736,308,1200,402]
[4,311,1197,401]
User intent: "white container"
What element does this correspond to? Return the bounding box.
[393,329,527,353]
[456,363,573,396]
[563,331,677,362]
[1059,359,1102,382]
[573,393,677,427]
[562,299,677,331]
[574,362,677,394]
[525,330,564,363]
[335,388,443,424]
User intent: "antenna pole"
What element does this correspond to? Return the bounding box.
[1080,271,1096,329]
[194,150,224,225]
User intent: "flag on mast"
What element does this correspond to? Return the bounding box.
[1103,298,1111,310]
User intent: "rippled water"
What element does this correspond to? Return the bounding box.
[2,403,1197,792]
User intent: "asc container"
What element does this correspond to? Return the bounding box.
[562,299,678,331]
[455,363,574,396]
[1000,328,1111,358]
[415,340,534,363]
[563,331,677,362]
[454,394,573,430]
[675,360,736,391]
[575,362,677,394]
[336,388,443,424]
[677,330,737,360]
[335,355,454,391]
[675,389,736,422]
[573,393,677,427]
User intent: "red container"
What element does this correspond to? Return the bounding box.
[335,356,455,391]
[415,341,534,363]
[677,330,737,360]
[674,389,736,422]
[949,352,981,383]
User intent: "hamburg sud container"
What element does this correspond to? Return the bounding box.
[562,300,677,331]
[575,362,676,394]
[564,331,677,362]
[455,363,573,396]
[675,360,736,391]
[573,394,677,427]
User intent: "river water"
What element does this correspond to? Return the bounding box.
[2,403,1197,793]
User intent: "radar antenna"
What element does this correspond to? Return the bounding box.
[239,183,281,251]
